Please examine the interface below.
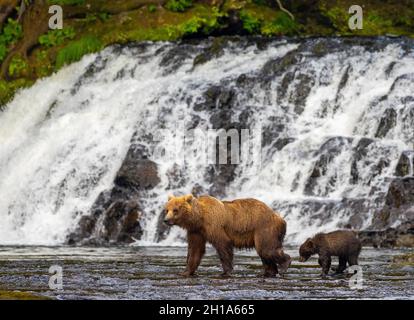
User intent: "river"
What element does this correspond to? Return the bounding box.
[0,246,413,300]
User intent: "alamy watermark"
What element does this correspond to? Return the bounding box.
[348,5,363,30]
[149,124,263,175]
[348,265,364,289]
[48,265,63,290]
[46,4,364,31]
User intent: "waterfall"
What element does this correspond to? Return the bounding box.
[0,37,413,246]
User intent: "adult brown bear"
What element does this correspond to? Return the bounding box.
[164,194,291,277]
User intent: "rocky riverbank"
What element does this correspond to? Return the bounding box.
[0,246,413,299]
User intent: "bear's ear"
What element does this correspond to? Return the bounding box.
[168,195,175,201]
[307,239,314,248]
[184,194,194,204]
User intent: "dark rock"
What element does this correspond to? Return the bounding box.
[193,37,227,67]
[358,222,414,248]
[102,200,142,243]
[261,49,299,77]
[375,108,397,138]
[159,44,198,75]
[360,177,414,248]
[291,73,315,114]
[115,152,160,190]
[68,142,160,245]
[350,138,374,184]
[304,137,353,196]
[395,151,414,177]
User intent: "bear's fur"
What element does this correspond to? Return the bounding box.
[164,194,291,277]
[299,230,362,276]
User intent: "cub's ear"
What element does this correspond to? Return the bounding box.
[168,195,175,201]
[184,194,194,203]
[307,239,314,248]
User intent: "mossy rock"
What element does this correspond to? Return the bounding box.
[392,253,414,266]
[0,290,51,300]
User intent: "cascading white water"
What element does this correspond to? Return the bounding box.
[0,38,412,245]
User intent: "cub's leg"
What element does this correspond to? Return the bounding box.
[182,232,206,277]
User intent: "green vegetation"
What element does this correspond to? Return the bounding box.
[38,27,76,47]
[56,36,103,69]
[0,79,33,109]
[0,0,414,108]
[240,10,262,34]
[47,0,85,5]
[8,55,29,78]
[0,290,50,300]
[165,0,193,13]
[261,12,298,36]
[148,4,157,13]
[0,19,23,62]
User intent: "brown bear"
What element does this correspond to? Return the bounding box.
[164,194,291,277]
[299,230,362,276]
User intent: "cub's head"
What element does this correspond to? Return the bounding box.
[164,194,194,228]
[299,238,316,262]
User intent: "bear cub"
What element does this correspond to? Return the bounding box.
[299,230,361,276]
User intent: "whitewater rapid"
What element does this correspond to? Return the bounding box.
[0,38,412,245]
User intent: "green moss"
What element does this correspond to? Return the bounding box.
[47,0,85,5]
[0,18,23,63]
[0,79,33,109]
[0,290,50,300]
[8,55,29,78]
[38,27,76,48]
[148,4,157,13]
[261,12,298,36]
[240,10,262,34]
[55,36,103,69]
[165,0,193,13]
[33,50,54,78]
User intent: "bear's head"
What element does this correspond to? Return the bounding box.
[164,194,195,228]
[299,238,316,262]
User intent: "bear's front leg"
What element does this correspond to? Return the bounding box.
[318,255,331,277]
[181,232,206,277]
[213,240,234,277]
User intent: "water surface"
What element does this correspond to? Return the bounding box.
[0,246,413,299]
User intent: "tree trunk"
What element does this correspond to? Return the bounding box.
[0,0,19,30]
[1,0,49,79]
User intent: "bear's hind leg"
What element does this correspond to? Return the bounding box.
[348,254,359,266]
[333,256,347,274]
[260,257,278,277]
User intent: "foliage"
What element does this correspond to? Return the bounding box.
[148,4,157,13]
[165,0,193,13]
[0,18,23,62]
[38,27,76,48]
[55,36,102,69]
[252,0,268,6]
[239,10,261,34]
[261,12,298,36]
[180,7,225,36]
[0,79,33,109]
[8,55,29,78]
[47,0,85,5]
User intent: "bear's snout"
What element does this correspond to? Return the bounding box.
[164,219,174,226]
